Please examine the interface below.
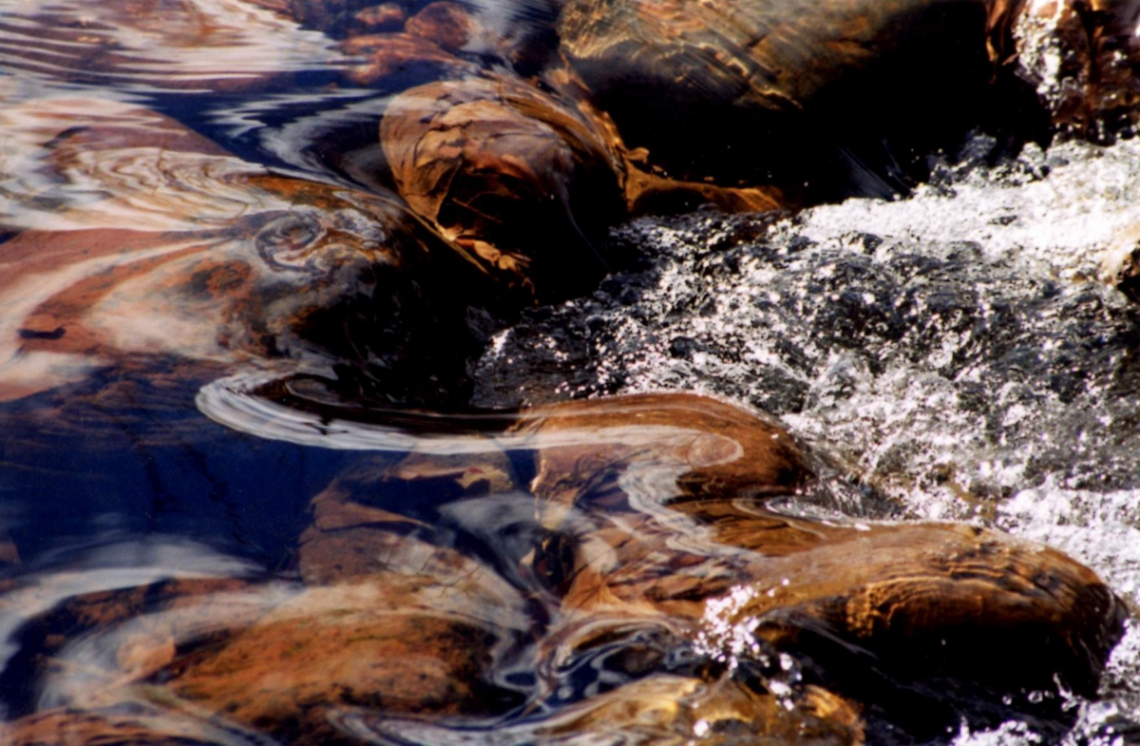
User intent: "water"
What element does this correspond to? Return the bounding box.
[473,136,1140,743]
[1,0,1138,744]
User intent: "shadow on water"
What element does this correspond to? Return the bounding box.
[0,369,349,567]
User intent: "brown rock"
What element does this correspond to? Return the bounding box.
[556,0,1026,195]
[0,393,1125,743]
[380,75,627,301]
[354,2,407,32]
[512,393,1123,701]
[172,580,511,734]
[171,537,530,742]
[1,0,312,92]
[1014,0,1140,139]
[0,99,443,402]
[516,392,810,512]
[339,32,478,85]
[1103,239,1140,302]
[558,503,1123,703]
[406,1,478,51]
[0,709,221,745]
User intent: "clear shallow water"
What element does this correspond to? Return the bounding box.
[0,0,1137,744]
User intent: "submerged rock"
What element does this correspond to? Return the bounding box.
[0,393,1125,743]
[1,1,1138,744]
[194,388,1131,741]
[0,97,502,407]
[468,135,1140,738]
[268,0,1140,298]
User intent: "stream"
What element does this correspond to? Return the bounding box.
[1,0,1139,744]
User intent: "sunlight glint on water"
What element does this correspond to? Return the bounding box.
[474,135,1140,744]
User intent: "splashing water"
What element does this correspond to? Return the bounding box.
[473,134,1140,742]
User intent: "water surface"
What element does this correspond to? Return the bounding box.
[0,1,1136,745]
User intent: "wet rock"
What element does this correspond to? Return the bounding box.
[469,392,1123,736]
[170,572,526,742]
[367,672,865,745]
[0,709,222,745]
[356,0,1140,301]
[1013,0,1140,140]
[511,396,1123,708]
[3,391,1128,743]
[0,98,497,406]
[281,0,413,39]
[0,0,333,92]
[338,32,479,86]
[405,1,480,51]
[380,75,627,302]
[557,0,1034,200]
[1102,240,1140,302]
[518,392,810,511]
[353,2,407,32]
[280,392,1123,727]
[475,178,1140,495]
[0,532,530,744]
[3,2,1140,743]
[296,457,517,585]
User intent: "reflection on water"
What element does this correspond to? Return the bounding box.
[0,0,1137,744]
[0,0,337,91]
[1,381,1125,744]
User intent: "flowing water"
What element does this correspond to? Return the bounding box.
[472,136,1140,743]
[1,1,1139,744]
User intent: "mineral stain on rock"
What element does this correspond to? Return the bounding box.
[0,0,1138,744]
